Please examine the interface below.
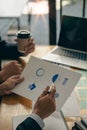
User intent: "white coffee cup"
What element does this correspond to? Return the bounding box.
[16,30,32,53]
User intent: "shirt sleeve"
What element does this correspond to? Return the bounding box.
[29,113,45,129]
[16,114,45,130]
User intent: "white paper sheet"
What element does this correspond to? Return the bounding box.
[12,56,81,111]
[62,90,80,116]
[12,112,68,130]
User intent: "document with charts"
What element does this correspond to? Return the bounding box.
[12,56,81,111]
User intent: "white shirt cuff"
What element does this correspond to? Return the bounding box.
[29,113,45,129]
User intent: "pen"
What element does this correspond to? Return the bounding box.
[48,74,58,93]
[48,82,54,93]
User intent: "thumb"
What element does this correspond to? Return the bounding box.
[39,86,50,98]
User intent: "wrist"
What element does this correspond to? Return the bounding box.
[30,113,45,129]
[32,110,45,120]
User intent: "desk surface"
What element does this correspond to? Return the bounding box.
[0,0,28,17]
[0,45,87,130]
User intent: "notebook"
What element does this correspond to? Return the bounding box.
[43,15,87,70]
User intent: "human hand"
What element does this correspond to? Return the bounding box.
[0,75,24,95]
[0,61,22,82]
[32,86,56,119]
[24,37,35,56]
[15,37,35,56]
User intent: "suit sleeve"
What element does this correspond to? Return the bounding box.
[16,117,42,130]
[0,39,24,59]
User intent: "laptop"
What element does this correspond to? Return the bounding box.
[43,15,87,70]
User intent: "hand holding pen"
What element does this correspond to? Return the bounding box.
[33,86,56,119]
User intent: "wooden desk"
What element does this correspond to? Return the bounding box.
[0,0,28,29]
[0,45,87,130]
[0,45,54,130]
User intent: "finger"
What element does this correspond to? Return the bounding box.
[11,75,21,79]
[27,38,34,46]
[5,90,13,95]
[15,64,23,72]
[25,47,35,54]
[15,77,24,85]
[10,61,19,64]
[15,62,22,67]
[39,86,50,98]
[17,64,23,71]
[28,37,35,43]
[25,48,35,56]
[13,60,19,63]
[25,41,35,50]
[25,45,35,51]
[27,38,35,47]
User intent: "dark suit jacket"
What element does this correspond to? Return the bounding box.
[0,36,24,69]
[0,37,23,59]
[16,117,42,130]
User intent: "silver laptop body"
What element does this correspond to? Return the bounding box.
[43,15,87,70]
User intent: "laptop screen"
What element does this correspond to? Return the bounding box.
[58,15,87,52]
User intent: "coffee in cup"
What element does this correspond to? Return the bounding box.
[16,30,32,53]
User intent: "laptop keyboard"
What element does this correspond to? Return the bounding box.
[53,48,87,61]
